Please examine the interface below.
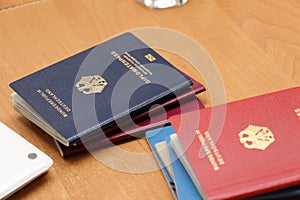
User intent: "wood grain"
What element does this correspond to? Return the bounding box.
[0,0,299,199]
[0,0,38,10]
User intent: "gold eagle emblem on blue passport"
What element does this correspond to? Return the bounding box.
[76,75,108,94]
[238,125,275,150]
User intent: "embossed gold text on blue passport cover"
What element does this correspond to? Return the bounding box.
[10,32,192,146]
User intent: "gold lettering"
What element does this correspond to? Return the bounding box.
[45,89,71,112]
[196,130,225,171]
[135,71,141,76]
[111,51,151,84]
[125,52,141,65]
[295,108,300,119]
[36,89,71,118]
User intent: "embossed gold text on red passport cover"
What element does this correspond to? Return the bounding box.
[170,86,300,200]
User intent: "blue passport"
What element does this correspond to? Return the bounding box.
[146,126,177,198]
[146,126,202,200]
[10,32,192,146]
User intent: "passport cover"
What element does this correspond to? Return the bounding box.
[145,126,203,200]
[56,96,205,157]
[146,126,177,198]
[10,32,192,146]
[249,184,300,200]
[169,141,203,200]
[169,86,300,200]
[70,74,205,146]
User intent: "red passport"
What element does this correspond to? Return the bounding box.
[55,77,205,157]
[170,86,300,200]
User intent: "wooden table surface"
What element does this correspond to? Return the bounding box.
[1,0,299,199]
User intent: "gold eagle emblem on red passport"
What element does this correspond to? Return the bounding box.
[76,75,108,94]
[238,125,275,150]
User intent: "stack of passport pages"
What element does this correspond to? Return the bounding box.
[9,32,300,199]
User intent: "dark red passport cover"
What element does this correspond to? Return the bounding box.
[56,77,205,157]
[170,86,300,200]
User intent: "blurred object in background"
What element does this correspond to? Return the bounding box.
[137,0,188,9]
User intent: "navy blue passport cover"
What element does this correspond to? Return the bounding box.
[10,32,192,146]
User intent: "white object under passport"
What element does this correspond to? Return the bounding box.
[0,122,53,199]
